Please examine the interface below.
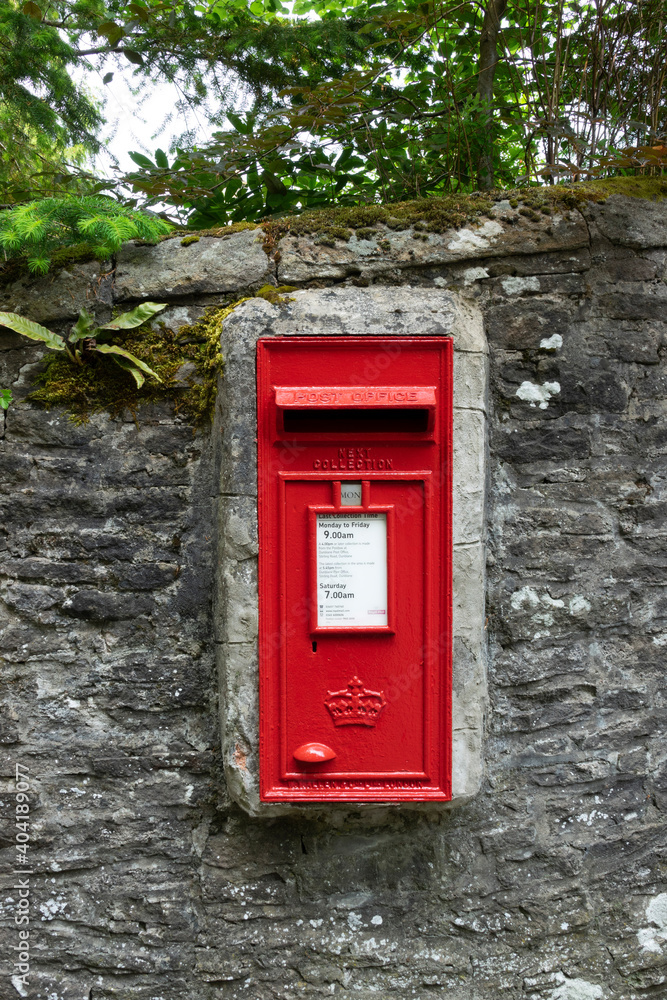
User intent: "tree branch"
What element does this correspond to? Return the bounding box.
[475,0,508,190]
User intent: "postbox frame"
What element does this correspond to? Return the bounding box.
[257,335,453,803]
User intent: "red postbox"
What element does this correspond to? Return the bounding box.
[257,336,453,802]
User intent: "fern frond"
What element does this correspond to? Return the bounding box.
[26,256,51,274]
[0,196,171,272]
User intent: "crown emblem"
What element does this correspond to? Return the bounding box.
[324,676,387,727]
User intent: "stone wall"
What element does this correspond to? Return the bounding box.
[1,189,667,1000]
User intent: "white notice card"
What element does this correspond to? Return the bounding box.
[316,513,388,627]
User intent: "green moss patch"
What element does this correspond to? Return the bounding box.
[163,220,260,243]
[558,176,667,202]
[253,283,297,304]
[26,284,297,425]
[29,307,226,426]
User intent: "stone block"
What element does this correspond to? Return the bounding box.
[586,193,667,249]
[0,260,112,324]
[453,408,486,546]
[277,209,588,284]
[114,229,273,300]
[453,351,488,412]
[224,284,487,352]
[220,561,258,644]
[61,588,153,621]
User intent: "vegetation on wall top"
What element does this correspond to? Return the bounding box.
[0,0,664,227]
[0,196,170,274]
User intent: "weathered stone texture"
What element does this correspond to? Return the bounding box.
[0,259,113,324]
[277,205,588,285]
[1,191,667,1000]
[114,228,273,301]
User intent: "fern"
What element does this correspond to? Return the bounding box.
[0,196,171,274]
[0,302,167,388]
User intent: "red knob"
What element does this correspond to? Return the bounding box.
[293,742,337,763]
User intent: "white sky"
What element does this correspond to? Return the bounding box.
[82,62,216,178]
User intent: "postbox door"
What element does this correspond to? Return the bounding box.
[280,477,431,780]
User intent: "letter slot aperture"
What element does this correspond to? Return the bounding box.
[257,337,453,803]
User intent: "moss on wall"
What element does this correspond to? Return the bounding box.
[143,176,665,251]
[29,312,223,426]
[26,286,295,426]
[258,177,667,245]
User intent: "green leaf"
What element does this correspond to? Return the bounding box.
[127,2,150,22]
[22,2,42,19]
[95,344,162,383]
[128,152,155,169]
[102,72,114,85]
[154,148,169,169]
[98,302,167,331]
[69,308,97,343]
[0,198,170,272]
[97,20,124,46]
[227,112,250,134]
[0,388,13,410]
[109,355,146,388]
[0,312,65,350]
[123,49,145,66]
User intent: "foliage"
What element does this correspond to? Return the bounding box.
[0,108,92,207]
[0,0,370,206]
[112,0,667,224]
[0,387,12,410]
[0,301,166,387]
[0,0,107,202]
[0,196,170,273]
[28,301,229,425]
[0,0,665,232]
[0,1,101,144]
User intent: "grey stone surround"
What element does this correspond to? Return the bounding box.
[217,288,488,814]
